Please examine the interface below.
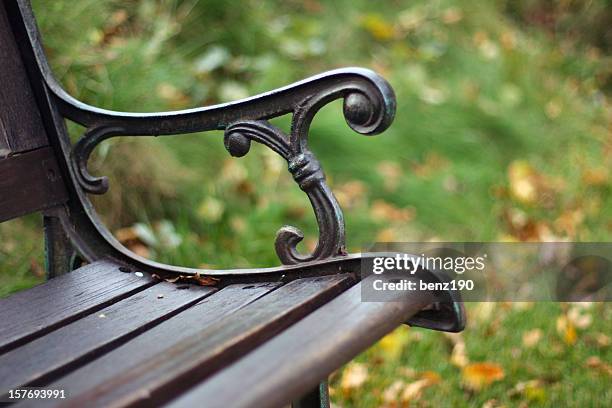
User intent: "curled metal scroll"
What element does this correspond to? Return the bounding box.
[69,69,395,265]
[224,120,344,264]
[224,86,391,264]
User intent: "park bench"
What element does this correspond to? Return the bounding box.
[0,1,465,407]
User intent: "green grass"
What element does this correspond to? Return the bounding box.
[1,0,610,405]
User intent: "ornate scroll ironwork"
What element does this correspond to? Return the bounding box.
[68,70,395,265]
[224,120,344,264]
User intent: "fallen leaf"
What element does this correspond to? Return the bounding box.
[568,305,592,329]
[156,83,190,108]
[462,362,505,391]
[503,208,557,241]
[376,161,402,192]
[129,243,151,258]
[220,159,248,184]
[115,226,140,243]
[163,274,220,287]
[556,315,577,345]
[522,329,543,348]
[445,333,469,368]
[29,259,44,278]
[585,356,612,375]
[197,197,225,223]
[442,7,463,24]
[376,228,397,242]
[481,399,502,408]
[193,272,221,286]
[510,380,547,403]
[370,200,415,222]
[378,327,411,360]
[554,210,584,238]
[508,160,538,204]
[582,167,609,186]
[500,30,517,50]
[398,367,417,378]
[595,333,611,348]
[411,152,449,178]
[420,371,441,385]
[401,372,440,403]
[340,363,368,394]
[382,380,404,403]
[545,100,562,119]
[361,14,396,41]
[451,341,469,368]
[335,180,367,209]
[401,378,431,402]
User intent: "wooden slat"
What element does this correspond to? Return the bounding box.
[168,275,434,408]
[56,275,354,408]
[32,283,280,406]
[0,2,48,156]
[0,146,68,222]
[0,260,156,354]
[0,282,215,394]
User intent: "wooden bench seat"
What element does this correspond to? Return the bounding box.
[0,261,428,407]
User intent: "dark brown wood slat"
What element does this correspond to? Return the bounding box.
[0,260,156,354]
[0,146,68,222]
[56,275,354,408]
[0,2,48,156]
[167,275,434,408]
[0,282,215,394]
[27,282,280,406]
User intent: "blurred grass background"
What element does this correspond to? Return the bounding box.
[0,0,611,406]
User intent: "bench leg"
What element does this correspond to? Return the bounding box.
[43,214,75,279]
[291,380,330,408]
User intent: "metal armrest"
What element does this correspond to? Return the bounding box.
[63,68,396,266]
[13,0,395,267]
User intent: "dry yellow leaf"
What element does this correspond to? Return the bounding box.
[340,363,368,394]
[381,380,404,404]
[378,327,410,360]
[461,362,505,391]
[361,14,396,41]
[554,209,584,238]
[522,329,543,348]
[420,371,441,385]
[445,332,469,368]
[401,378,431,402]
[508,160,537,205]
[582,167,609,186]
[399,371,441,402]
[511,380,547,403]
[370,200,415,222]
[451,341,469,368]
[556,315,578,345]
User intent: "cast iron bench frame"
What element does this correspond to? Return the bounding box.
[0,1,465,407]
